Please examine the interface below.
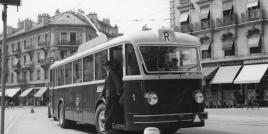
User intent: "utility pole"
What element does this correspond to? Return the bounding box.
[1,4,7,134]
[0,1,20,133]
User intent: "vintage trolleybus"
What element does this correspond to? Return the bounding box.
[48,28,208,134]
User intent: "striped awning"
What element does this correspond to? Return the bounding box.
[34,87,47,98]
[179,11,189,23]
[0,88,20,97]
[210,65,241,84]
[19,88,34,97]
[200,7,210,20]
[247,0,259,8]
[248,34,260,47]
[222,40,234,50]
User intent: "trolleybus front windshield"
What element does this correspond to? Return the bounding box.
[139,45,200,73]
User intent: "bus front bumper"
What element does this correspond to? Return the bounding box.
[126,112,208,131]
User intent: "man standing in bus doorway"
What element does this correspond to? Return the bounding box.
[102,60,122,132]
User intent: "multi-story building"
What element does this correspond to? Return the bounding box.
[0,10,119,106]
[170,0,268,107]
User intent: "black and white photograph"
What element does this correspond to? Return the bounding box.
[0,0,267,134]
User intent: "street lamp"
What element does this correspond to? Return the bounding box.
[0,1,21,134]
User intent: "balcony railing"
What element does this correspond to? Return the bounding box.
[22,62,34,69]
[38,41,50,47]
[194,20,214,31]
[38,58,51,66]
[12,49,21,55]
[215,14,237,27]
[24,45,34,50]
[180,23,193,33]
[57,40,81,46]
[240,9,263,23]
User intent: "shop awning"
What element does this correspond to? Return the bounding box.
[179,11,189,23]
[19,88,34,97]
[223,1,233,11]
[222,40,234,50]
[234,64,268,84]
[6,88,20,97]
[248,34,260,47]
[34,87,47,98]
[247,0,259,8]
[200,7,210,20]
[210,65,241,84]
[200,41,211,51]
[202,66,218,78]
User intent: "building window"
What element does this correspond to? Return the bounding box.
[247,0,259,10]
[38,36,40,44]
[70,32,76,45]
[60,32,67,44]
[179,11,191,33]
[24,40,27,49]
[222,33,235,56]
[45,34,48,43]
[37,69,40,80]
[24,55,27,65]
[11,73,14,83]
[200,6,210,30]
[200,38,211,59]
[30,71,33,81]
[222,1,233,17]
[248,34,261,54]
[44,69,48,80]
[17,42,20,50]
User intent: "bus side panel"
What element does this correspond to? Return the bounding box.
[82,84,97,124]
[73,87,83,122]
[65,87,75,120]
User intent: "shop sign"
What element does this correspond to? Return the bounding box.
[244,58,268,64]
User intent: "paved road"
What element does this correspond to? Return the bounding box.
[1,107,268,134]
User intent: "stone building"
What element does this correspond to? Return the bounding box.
[170,0,268,107]
[0,10,119,106]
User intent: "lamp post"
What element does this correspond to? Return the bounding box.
[0,4,7,134]
[0,1,21,134]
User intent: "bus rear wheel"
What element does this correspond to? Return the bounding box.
[95,103,107,134]
[161,128,179,134]
[59,103,72,128]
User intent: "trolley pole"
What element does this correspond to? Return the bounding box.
[1,4,7,134]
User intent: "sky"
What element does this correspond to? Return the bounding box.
[0,0,170,35]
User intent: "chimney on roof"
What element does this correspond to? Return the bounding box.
[24,19,33,30]
[38,13,50,24]
[17,19,24,30]
[7,26,16,35]
[55,9,60,16]
[102,18,110,25]
[87,13,98,21]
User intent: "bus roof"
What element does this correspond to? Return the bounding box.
[50,28,199,69]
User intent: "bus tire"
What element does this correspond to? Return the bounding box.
[59,103,71,128]
[95,103,107,134]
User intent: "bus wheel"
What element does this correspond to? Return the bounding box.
[95,103,107,134]
[59,103,71,128]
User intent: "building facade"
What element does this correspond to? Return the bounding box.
[170,0,268,107]
[0,10,119,106]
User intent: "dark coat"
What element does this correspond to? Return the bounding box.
[102,70,122,98]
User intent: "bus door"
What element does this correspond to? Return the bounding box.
[73,59,83,122]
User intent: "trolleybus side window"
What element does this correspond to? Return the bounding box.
[95,50,108,80]
[65,63,72,85]
[125,43,140,75]
[51,70,54,87]
[55,69,58,87]
[58,66,64,86]
[83,55,94,82]
[110,45,123,78]
[73,59,82,83]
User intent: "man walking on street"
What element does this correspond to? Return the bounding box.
[101,60,122,132]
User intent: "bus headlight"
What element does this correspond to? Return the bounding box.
[194,91,204,103]
[144,91,158,105]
